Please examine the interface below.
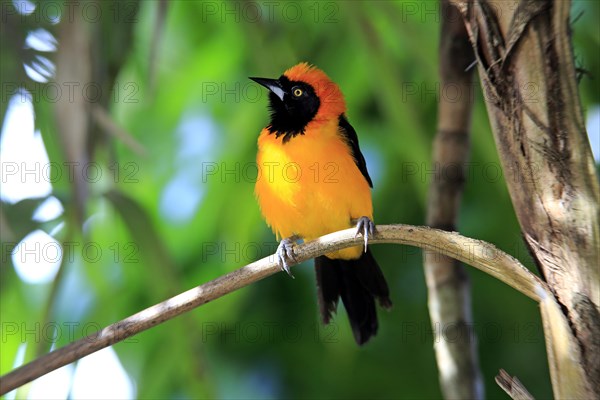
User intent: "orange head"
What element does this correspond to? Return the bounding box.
[250,63,346,142]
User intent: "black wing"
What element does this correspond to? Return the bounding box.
[338,114,373,188]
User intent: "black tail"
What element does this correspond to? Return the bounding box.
[315,247,392,345]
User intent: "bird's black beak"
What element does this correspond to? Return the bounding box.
[249,77,285,101]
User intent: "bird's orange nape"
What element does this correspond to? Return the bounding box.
[282,63,347,121]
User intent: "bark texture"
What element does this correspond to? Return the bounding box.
[450,1,600,397]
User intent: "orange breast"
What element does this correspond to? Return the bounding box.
[254,119,372,260]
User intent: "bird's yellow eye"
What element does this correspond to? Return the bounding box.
[293,88,303,97]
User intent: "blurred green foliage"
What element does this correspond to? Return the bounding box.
[1,0,599,398]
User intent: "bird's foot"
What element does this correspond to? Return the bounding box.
[354,216,376,253]
[276,237,298,278]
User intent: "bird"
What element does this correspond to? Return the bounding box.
[250,62,392,345]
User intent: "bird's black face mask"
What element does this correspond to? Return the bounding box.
[250,75,320,143]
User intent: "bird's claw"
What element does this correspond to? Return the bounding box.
[276,238,297,278]
[354,216,376,253]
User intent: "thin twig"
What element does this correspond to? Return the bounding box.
[0,224,546,394]
[91,105,147,156]
[496,369,535,400]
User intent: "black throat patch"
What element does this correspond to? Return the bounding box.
[266,76,320,144]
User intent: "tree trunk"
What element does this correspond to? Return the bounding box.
[450,0,600,397]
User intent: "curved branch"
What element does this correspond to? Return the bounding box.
[0,224,546,394]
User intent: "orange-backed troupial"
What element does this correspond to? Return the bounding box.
[250,63,392,345]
